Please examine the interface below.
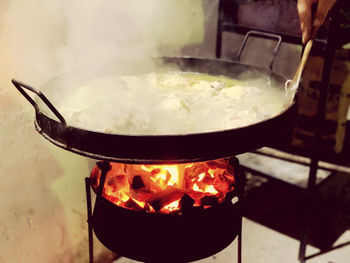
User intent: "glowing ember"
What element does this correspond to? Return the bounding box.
[160,200,181,213]
[142,165,181,189]
[90,158,236,214]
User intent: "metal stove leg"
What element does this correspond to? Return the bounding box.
[297,35,335,263]
[298,159,318,263]
[85,177,94,263]
[85,162,111,263]
[234,157,244,263]
[237,197,242,263]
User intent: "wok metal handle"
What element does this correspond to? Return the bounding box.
[12,79,67,126]
[237,30,282,70]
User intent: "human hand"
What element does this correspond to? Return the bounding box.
[297,0,337,44]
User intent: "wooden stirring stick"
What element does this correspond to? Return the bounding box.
[283,1,319,108]
[283,39,314,108]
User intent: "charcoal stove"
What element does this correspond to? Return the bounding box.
[85,158,244,263]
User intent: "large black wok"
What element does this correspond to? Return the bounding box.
[12,57,296,163]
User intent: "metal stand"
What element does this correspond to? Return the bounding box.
[85,160,244,263]
[297,39,350,260]
[237,196,243,263]
[298,28,336,263]
[85,178,94,263]
[232,157,245,263]
[85,161,111,263]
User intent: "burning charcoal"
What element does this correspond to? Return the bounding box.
[185,163,205,179]
[105,176,118,192]
[149,199,163,213]
[179,194,195,213]
[130,188,152,203]
[90,166,101,189]
[150,168,161,176]
[126,165,151,191]
[110,163,127,175]
[148,165,185,191]
[213,183,228,194]
[187,190,206,201]
[124,198,144,212]
[116,174,128,184]
[148,188,184,213]
[105,174,128,193]
[206,159,229,169]
[214,179,234,195]
[131,175,145,189]
[185,175,195,190]
[223,171,235,183]
[202,174,215,185]
[144,203,155,213]
[107,176,117,186]
[200,195,219,207]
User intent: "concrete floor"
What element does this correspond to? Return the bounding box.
[113,218,350,263]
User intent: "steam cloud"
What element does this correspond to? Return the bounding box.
[0,0,204,88]
[0,1,205,262]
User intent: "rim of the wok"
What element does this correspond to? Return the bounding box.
[33,56,296,163]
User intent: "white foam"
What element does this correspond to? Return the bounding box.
[58,73,285,135]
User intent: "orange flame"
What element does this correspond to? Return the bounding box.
[91,158,235,214]
[160,200,181,213]
[142,165,182,189]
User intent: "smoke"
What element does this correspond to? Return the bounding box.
[0,1,205,262]
[0,0,204,88]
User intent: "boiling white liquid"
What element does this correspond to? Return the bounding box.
[57,72,285,135]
